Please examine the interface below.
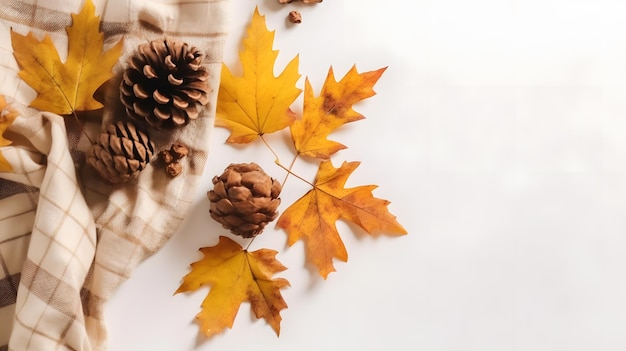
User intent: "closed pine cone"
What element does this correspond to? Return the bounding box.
[87,121,155,184]
[208,163,282,238]
[120,38,210,130]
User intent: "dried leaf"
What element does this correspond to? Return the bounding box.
[0,95,19,172]
[291,66,386,159]
[277,160,407,278]
[176,236,290,338]
[10,0,123,115]
[216,7,301,143]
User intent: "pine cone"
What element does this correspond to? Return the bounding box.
[120,38,210,130]
[208,163,282,238]
[87,121,155,184]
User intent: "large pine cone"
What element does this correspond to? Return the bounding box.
[208,163,282,238]
[120,38,210,130]
[87,121,155,184]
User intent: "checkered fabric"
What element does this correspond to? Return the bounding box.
[0,0,228,350]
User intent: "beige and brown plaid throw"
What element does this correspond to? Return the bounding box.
[0,0,228,350]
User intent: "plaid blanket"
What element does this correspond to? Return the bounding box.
[0,0,228,350]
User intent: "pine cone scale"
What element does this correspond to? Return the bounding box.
[172,96,189,109]
[171,109,186,125]
[132,83,150,99]
[132,101,151,118]
[267,200,280,213]
[221,215,244,228]
[185,106,200,120]
[167,74,183,86]
[154,106,169,120]
[228,186,251,202]
[212,179,227,198]
[127,159,141,172]
[143,42,161,65]
[122,138,135,156]
[233,200,259,215]
[142,65,157,79]
[133,142,148,160]
[153,90,170,104]
[215,199,235,214]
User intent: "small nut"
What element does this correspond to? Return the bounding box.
[166,162,183,177]
[159,150,174,164]
[170,143,189,159]
[278,0,294,3]
[288,11,302,24]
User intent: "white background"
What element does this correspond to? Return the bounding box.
[106,0,626,350]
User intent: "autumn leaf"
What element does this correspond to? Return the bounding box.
[10,0,123,115]
[176,236,290,338]
[216,7,301,143]
[277,160,407,278]
[0,95,19,172]
[290,66,386,159]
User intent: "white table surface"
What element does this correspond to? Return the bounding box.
[106,1,626,350]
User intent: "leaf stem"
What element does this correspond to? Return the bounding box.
[71,110,94,145]
[259,134,313,187]
[260,135,279,162]
[245,237,255,251]
[281,153,299,187]
[274,159,313,187]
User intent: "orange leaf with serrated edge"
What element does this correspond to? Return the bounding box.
[216,7,301,143]
[277,160,407,278]
[0,95,19,172]
[290,66,386,159]
[10,0,123,115]
[176,236,290,338]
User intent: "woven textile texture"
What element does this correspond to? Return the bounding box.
[0,0,228,350]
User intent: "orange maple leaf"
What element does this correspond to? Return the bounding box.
[216,7,301,143]
[277,160,407,278]
[10,0,123,115]
[290,66,386,159]
[176,236,290,338]
[0,95,19,172]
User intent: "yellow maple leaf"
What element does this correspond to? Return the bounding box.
[216,7,301,143]
[277,160,407,278]
[176,236,290,338]
[291,66,386,159]
[10,0,123,115]
[0,95,19,172]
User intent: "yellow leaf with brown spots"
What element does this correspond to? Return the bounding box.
[176,236,290,338]
[277,160,407,278]
[290,66,386,159]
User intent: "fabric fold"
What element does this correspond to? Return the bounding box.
[1,112,96,350]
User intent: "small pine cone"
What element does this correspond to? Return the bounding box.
[159,149,174,164]
[207,163,282,238]
[170,143,188,159]
[288,11,302,24]
[87,121,155,184]
[166,162,183,177]
[120,38,210,130]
